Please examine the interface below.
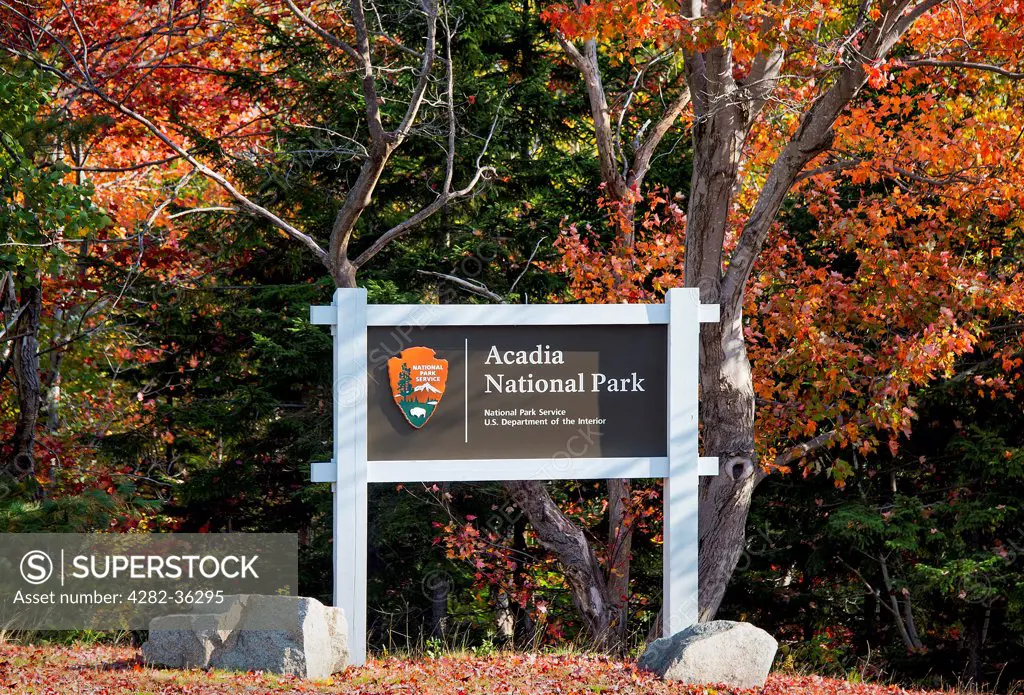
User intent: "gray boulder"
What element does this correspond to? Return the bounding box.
[638,620,777,688]
[142,595,348,679]
[141,609,243,669]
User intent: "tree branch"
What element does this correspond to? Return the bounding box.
[393,0,439,140]
[327,0,440,274]
[416,270,506,302]
[721,0,951,315]
[773,427,842,468]
[795,157,863,182]
[166,206,237,219]
[897,58,1024,79]
[281,0,362,62]
[630,85,690,188]
[72,154,182,172]
[352,163,494,268]
[555,33,625,198]
[14,55,331,265]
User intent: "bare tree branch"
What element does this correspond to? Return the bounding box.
[5,48,331,265]
[897,58,1024,79]
[326,0,440,279]
[97,92,330,264]
[795,157,863,181]
[555,33,625,200]
[630,85,690,188]
[72,154,182,172]
[352,163,494,268]
[6,0,499,289]
[773,427,842,468]
[281,0,362,62]
[167,206,237,219]
[417,270,506,302]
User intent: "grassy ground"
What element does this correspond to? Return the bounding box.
[0,644,963,695]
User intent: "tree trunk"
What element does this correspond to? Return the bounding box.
[964,603,985,685]
[694,306,762,621]
[429,573,448,639]
[605,477,632,650]
[43,307,64,433]
[8,279,42,478]
[505,314,761,634]
[511,514,534,645]
[504,480,622,649]
[495,591,514,644]
[333,258,358,289]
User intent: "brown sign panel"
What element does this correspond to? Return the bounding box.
[366,325,667,461]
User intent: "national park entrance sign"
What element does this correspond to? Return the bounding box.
[310,288,720,665]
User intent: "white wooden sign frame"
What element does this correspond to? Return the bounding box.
[311,287,719,665]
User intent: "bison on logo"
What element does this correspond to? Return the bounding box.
[387,347,449,429]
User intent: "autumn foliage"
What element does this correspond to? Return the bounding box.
[549,0,1024,479]
[3,0,1024,680]
[0,644,974,695]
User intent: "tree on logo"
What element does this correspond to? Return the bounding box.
[398,364,414,402]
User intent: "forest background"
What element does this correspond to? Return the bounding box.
[1,0,1023,689]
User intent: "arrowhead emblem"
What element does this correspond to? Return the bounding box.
[387,347,449,429]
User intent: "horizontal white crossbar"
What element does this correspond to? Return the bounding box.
[367,458,668,482]
[310,305,335,325]
[368,304,671,326]
[698,457,720,475]
[698,304,720,323]
[310,301,721,327]
[310,461,335,482]
[311,457,721,483]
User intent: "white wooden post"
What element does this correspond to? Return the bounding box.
[663,288,701,636]
[333,288,368,665]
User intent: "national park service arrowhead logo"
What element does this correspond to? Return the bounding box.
[388,347,449,429]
